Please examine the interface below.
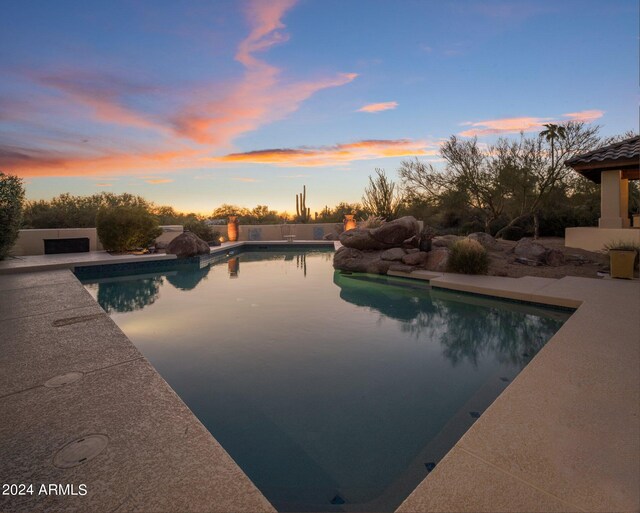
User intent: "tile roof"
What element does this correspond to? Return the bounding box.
[566,135,640,166]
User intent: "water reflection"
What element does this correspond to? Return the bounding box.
[165,264,212,291]
[228,257,240,278]
[333,271,569,368]
[94,274,164,313]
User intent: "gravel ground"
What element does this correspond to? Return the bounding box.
[486,237,616,279]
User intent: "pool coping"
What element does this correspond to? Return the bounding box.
[0,240,334,274]
[1,244,638,512]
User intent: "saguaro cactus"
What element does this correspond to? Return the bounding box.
[295,185,311,223]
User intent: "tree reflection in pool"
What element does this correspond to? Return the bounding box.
[81,249,572,512]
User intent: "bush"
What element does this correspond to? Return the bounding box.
[0,173,25,260]
[96,206,162,252]
[23,192,149,228]
[359,215,385,229]
[447,238,489,275]
[184,219,219,242]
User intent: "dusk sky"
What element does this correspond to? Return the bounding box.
[0,0,637,214]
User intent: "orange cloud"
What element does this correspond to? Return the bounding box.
[96,183,112,187]
[145,178,174,184]
[459,109,604,137]
[357,101,398,113]
[214,139,435,167]
[0,144,199,177]
[232,177,259,182]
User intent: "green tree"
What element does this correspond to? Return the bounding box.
[0,172,25,259]
[96,205,162,252]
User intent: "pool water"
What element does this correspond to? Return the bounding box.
[80,248,571,512]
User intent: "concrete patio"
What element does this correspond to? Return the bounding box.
[0,249,638,512]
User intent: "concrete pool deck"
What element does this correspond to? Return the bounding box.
[0,247,638,512]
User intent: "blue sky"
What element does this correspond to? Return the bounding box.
[0,0,637,213]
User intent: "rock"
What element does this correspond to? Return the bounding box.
[515,256,541,266]
[468,232,497,249]
[388,263,418,273]
[166,232,210,258]
[405,248,420,254]
[381,248,406,261]
[424,248,450,272]
[513,238,547,261]
[370,216,420,246]
[339,228,389,250]
[402,251,429,266]
[432,235,463,248]
[333,247,392,274]
[544,248,565,267]
[401,235,420,248]
[566,253,589,265]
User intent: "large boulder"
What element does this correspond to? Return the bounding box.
[424,248,450,272]
[339,228,389,250]
[166,232,210,258]
[513,238,547,261]
[468,232,497,249]
[333,247,392,274]
[370,216,420,246]
[513,238,565,267]
[381,248,406,261]
[401,251,429,266]
[388,263,418,273]
[432,235,463,249]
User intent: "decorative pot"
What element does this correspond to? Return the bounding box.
[227,216,239,242]
[344,214,357,232]
[609,249,637,279]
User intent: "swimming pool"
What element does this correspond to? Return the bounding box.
[79,247,571,512]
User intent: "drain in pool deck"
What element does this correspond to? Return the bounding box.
[53,434,109,469]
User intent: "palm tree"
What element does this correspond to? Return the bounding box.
[540,123,567,169]
[534,124,567,239]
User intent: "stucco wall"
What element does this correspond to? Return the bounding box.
[235,223,344,242]
[10,226,184,256]
[565,227,640,252]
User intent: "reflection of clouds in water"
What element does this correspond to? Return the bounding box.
[333,272,568,369]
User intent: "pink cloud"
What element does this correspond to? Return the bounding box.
[170,0,357,146]
[214,139,436,167]
[232,177,259,182]
[459,110,604,137]
[357,101,398,113]
[562,109,605,123]
[3,0,357,177]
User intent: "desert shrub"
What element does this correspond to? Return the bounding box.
[23,192,149,228]
[447,238,489,275]
[359,215,386,229]
[184,219,219,242]
[96,206,162,252]
[0,173,25,260]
